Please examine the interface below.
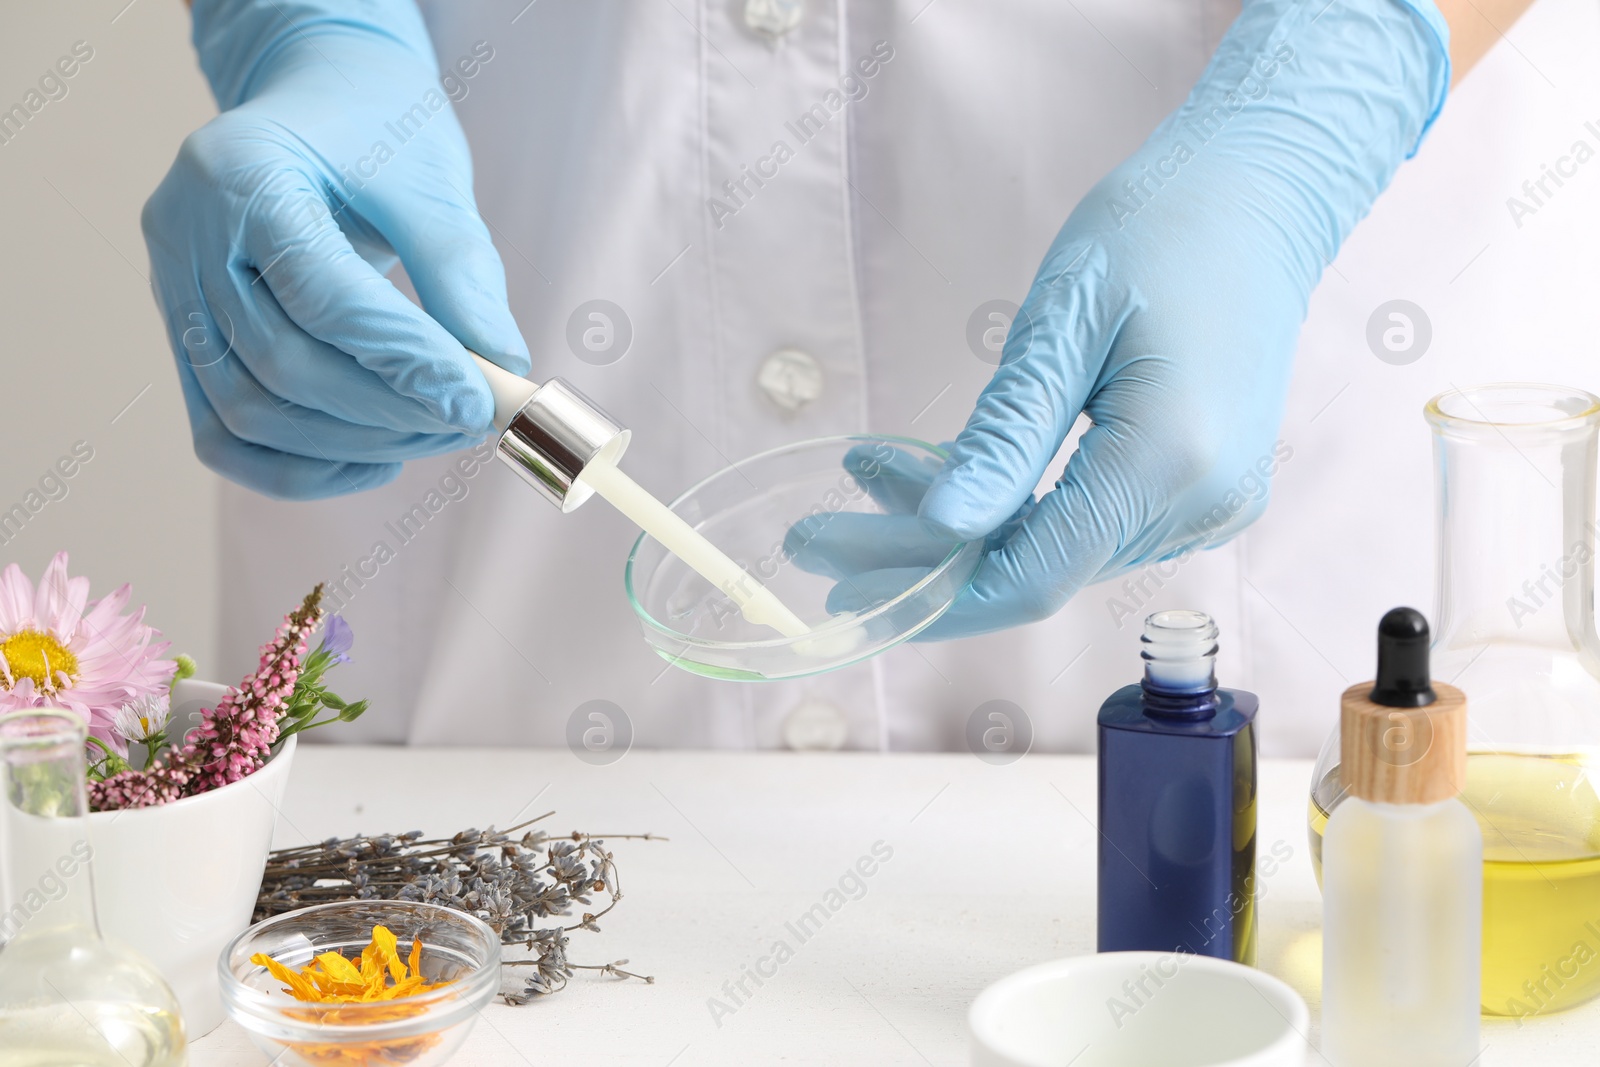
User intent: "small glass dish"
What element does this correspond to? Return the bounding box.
[219,901,501,1067]
[624,434,982,680]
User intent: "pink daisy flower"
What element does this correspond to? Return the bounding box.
[0,551,175,747]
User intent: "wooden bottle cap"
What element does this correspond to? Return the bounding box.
[1339,681,1467,804]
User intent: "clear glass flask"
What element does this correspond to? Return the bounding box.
[1309,383,1600,1018]
[0,709,187,1065]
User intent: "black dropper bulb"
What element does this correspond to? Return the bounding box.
[1370,607,1437,707]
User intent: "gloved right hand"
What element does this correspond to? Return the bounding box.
[142,0,528,499]
[786,0,1450,639]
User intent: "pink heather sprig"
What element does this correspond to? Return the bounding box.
[90,586,324,812]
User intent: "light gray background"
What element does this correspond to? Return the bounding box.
[0,1,219,671]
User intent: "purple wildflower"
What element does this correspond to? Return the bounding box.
[320,614,353,664]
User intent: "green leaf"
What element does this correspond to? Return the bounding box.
[320,692,347,710]
[338,700,369,722]
[84,736,132,782]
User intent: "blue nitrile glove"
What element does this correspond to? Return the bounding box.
[804,0,1449,639]
[785,441,1030,609]
[142,0,526,499]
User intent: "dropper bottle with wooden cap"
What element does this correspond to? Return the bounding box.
[1321,607,1482,1067]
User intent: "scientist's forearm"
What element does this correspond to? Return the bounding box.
[1434,0,1537,83]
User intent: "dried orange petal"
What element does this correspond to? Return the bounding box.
[265,924,454,1008]
[371,925,405,984]
[315,951,364,984]
[252,952,320,1001]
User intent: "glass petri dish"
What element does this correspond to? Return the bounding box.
[624,435,982,681]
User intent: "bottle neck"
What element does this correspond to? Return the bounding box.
[1141,678,1221,719]
[0,711,101,946]
[1140,610,1220,721]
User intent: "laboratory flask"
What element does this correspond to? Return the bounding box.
[0,709,186,1065]
[1309,383,1600,1017]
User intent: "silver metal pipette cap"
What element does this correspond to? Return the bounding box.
[496,378,630,512]
[472,354,631,513]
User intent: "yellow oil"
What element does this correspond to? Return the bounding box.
[0,1002,184,1067]
[1309,751,1600,1017]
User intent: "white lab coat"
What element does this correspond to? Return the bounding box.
[215,0,1600,757]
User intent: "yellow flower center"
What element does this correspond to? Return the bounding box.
[0,630,78,691]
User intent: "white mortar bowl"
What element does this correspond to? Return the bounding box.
[90,679,297,1038]
[969,952,1309,1067]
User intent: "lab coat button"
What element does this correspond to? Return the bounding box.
[783,699,848,751]
[756,348,824,412]
[743,0,803,39]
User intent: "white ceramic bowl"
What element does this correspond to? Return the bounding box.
[90,679,297,1038]
[969,952,1309,1067]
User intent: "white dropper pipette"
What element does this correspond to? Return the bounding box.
[472,354,810,638]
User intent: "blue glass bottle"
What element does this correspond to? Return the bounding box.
[1097,609,1258,964]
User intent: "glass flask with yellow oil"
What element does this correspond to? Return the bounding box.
[1309,383,1600,1019]
[0,710,186,1066]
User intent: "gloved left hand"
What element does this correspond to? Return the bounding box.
[793,0,1450,639]
[142,0,527,499]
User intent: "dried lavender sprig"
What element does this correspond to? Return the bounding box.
[254,814,663,1001]
[508,959,655,983]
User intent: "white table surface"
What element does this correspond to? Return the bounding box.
[190,748,1598,1066]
